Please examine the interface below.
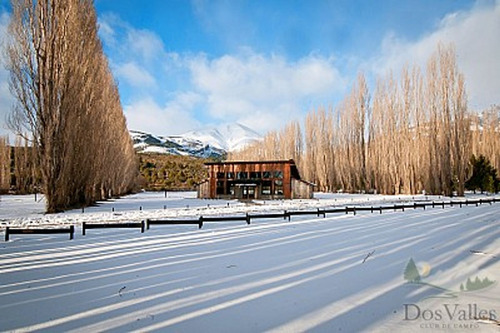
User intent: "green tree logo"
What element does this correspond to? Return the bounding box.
[404,258,421,283]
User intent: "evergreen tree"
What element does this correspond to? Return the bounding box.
[466,277,473,290]
[465,155,500,193]
[404,258,421,283]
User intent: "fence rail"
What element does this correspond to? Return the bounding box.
[144,198,500,229]
[82,221,145,235]
[146,218,203,230]
[5,226,74,241]
[4,197,499,241]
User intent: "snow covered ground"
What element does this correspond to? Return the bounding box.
[0,191,466,228]
[0,192,499,332]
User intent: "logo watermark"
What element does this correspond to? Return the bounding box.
[401,258,498,329]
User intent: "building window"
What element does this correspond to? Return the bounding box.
[261,181,272,195]
[217,172,225,179]
[244,186,255,196]
[250,172,262,179]
[227,172,235,179]
[274,171,283,179]
[274,180,283,195]
[263,171,272,179]
[237,172,248,180]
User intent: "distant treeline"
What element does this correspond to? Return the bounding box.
[0,141,210,194]
[0,137,40,195]
[230,44,500,196]
[138,154,210,191]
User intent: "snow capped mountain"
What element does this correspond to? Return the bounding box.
[130,123,262,158]
[181,123,262,152]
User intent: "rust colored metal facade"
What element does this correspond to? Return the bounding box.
[198,160,313,200]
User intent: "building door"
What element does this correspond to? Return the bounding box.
[242,186,255,199]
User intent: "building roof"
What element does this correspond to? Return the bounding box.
[204,159,297,166]
[204,159,302,180]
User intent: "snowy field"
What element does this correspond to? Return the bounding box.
[0,191,472,228]
[0,192,499,332]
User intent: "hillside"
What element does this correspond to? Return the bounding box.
[138,154,210,191]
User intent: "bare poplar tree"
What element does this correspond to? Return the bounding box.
[7,0,137,212]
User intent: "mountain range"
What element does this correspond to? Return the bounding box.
[130,123,262,158]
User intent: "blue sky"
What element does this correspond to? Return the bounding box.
[1,0,499,136]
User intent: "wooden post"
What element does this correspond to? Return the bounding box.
[69,225,75,240]
[82,222,86,236]
[5,227,9,241]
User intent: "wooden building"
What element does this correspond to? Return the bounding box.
[197,159,314,200]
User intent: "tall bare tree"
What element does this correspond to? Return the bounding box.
[7,0,137,212]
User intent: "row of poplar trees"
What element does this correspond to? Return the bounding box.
[230,44,500,196]
[6,0,137,212]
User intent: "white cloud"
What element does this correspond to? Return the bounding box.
[114,62,156,87]
[98,13,346,134]
[126,28,165,63]
[123,93,202,135]
[370,1,500,109]
[189,51,345,131]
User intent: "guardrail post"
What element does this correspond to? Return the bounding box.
[442,202,445,209]
[371,206,374,213]
[69,225,74,240]
[246,213,251,225]
[379,207,382,214]
[199,216,203,229]
[5,227,9,241]
[146,219,150,230]
[353,207,356,216]
[82,222,86,235]
[432,201,435,208]
[140,220,145,233]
